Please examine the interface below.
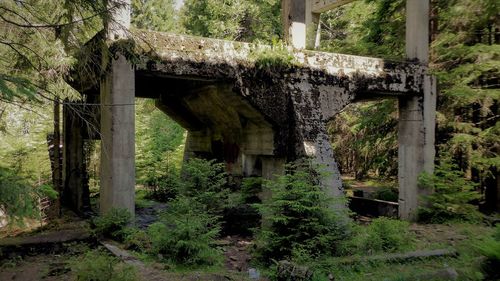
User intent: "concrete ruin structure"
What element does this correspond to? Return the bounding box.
[64,0,436,221]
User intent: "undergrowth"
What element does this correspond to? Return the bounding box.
[418,157,482,223]
[339,217,414,255]
[125,196,222,267]
[254,160,350,264]
[252,39,298,71]
[71,249,137,281]
[93,208,132,241]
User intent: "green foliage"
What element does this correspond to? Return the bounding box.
[320,0,405,59]
[132,0,178,32]
[181,0,281,43]
[373,187,398,202]
[418,158,482,223]
[340,217,414,255]
[328,100,398,179]
[180,158,229,215]
[71,250,138,281]
[0,166,40,224]
[255,161,350,263]
[146,196,222,266]
[240,177,263,204]
[93,208,132,240]
[145,172,180,202]
[135,100,185,191]
[124,227,152,253]
[252,39,297,71]
[476,225,500,280]
[0,0,103,102]
[37,184,59,200]
[476,225,500,260]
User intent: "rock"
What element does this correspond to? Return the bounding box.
[248,268,260,280]
[277,260,313,281]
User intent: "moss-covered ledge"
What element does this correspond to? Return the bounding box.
[126,28,427,96]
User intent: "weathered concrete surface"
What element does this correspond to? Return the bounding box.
[100,53,135,215]
[62,102,89,214]
[99,0,135,215]
[70,28,427,201]
[399,0,436,221]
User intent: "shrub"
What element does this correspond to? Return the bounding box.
[145,172,180,202]
[0,166,40,225]
[37,184,59,200]
[373,187,398,202]
[240,177,263,204]
[341,217,414,255]
[71,250,137,281]
[254,161,350,263]
[418,158,482,223]
[181,158,229,215]
[123,228,152,252]
[146,196,222,266]
[252,39,297,72]
[476,225,500,280]
[93,208,132,240]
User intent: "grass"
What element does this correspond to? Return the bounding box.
[300,223,493,281]
[135,188,155,209]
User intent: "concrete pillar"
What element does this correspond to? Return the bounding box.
[398,0,436,220]
[242,154,261,177]
[62,103,90,214]
[282,0,320,49]
[100,0,135,215]
[303,130,344,198]
[261,157,285,181]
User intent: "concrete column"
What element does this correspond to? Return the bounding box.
[282,0,320,49]
[303,130,344,198]
[260,157,286,202]
[242,154,260,177]
[398,0,436,220]
[62,103,90,214]
[100,0,135,215]
[261,157,285,181]
[306,2,322,49]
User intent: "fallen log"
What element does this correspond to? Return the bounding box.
[0,228,93,260]
[0,229,91,247]
[99,240,144,267]
[337,249,458,265]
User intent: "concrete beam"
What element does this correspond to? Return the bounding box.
[72,29,427,98]
[127,31,426,96]
[312,0,356,13]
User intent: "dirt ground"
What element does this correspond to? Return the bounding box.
[0,253,74,281]
[0,208,492,281]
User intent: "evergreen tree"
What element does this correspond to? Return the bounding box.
[180,0,282,42]
[323,0,499,201]
[132,0,178,32]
